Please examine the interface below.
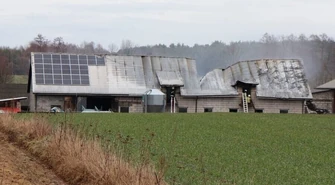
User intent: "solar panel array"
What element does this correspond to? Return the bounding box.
[34,53,105,85]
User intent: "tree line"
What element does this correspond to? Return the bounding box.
[1,33,334,87]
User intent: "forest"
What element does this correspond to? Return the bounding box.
[0,33,334,88]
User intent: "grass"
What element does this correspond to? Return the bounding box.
[10,75,28,84]
[46,113,335,185]
[1,114,164,185]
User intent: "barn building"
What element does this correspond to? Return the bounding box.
[180,59,312,113]
[313,79,335,113]
[28,52,312,113]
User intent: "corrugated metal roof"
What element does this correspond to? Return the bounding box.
[200,59,312,99]
[311,89,332,94]
[30,53,200,96]
[30,53,312,99]
[316,79,335,89]
[0,97,27,102]
[145,89,165,95]
[199,69,238,96]
[156,71,184,86]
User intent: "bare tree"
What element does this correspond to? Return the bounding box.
[0,56,12,83]
[95,44,109,54]
[108,43,119,54]
[225,42,242,64]
[80,41,95,54]
[120,39,135,55]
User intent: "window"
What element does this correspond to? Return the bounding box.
[51,105,61,108]
[255,109,263,113]
[120,107,129,113]
[280,109,289,114]
[204,108,213,112]
[229,108,238,113]
[179,107,187,113]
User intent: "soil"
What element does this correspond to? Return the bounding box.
[0,132,66,185]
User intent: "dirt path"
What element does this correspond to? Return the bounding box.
[0,132,67,185]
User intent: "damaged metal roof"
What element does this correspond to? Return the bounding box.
[29,53,312,99]
[200,59,313,99]
[156,71,184,86]
[30,53,200,96]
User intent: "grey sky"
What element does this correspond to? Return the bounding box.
[1,0,335,48]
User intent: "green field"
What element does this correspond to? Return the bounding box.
[11,75,28,84]
[49,113,335,185]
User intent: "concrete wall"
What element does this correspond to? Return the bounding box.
[312,90,334,113]
[176,95,241,113]
[250,87,304,114]
[175,87,304,114]
[31,90,305,114]
[116,97,143,113]
[35,95,64,112]
[29,92,36,112]
[32,95,144,113]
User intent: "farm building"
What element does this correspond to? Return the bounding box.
[0,97,27,113]
[181,59,312,113]
[313,79,335,113]
[28,52,312,113]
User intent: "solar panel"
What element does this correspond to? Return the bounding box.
[70,59,78,65]
[34,54,42,59]
[44,65,53,73]
[71,65,79,70]
[97,57,105,65]
[81,75,90,85]
[88,56,96,65]
[43,54,51,59]
[79,55,88,65]
[36,74,44,84]
[35,68,43,73]
[44,58,52,64]
[35,58,43,64]
[52,55,61,64]
[45,74,53,84]
[53,65,61,73]
[33,53,102,85]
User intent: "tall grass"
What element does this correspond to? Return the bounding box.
[0,114,166,185]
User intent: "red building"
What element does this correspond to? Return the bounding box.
[0,97,27,113]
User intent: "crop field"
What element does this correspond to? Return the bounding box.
[48,113,335,185]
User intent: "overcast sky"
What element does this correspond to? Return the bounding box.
[1,0,335,48]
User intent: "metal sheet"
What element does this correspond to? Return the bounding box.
[30,53,312,99]
[156,71,184,86]
[200,59,312,99]
[31,53,201,96]
[317,79,335,89]
[200,69,238,96]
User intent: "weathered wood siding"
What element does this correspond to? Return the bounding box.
[312,90,334,113]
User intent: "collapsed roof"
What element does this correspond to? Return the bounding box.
[200,59,312,99]
[29,53,312,99]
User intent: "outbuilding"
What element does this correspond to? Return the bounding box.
[314,79,335,113]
